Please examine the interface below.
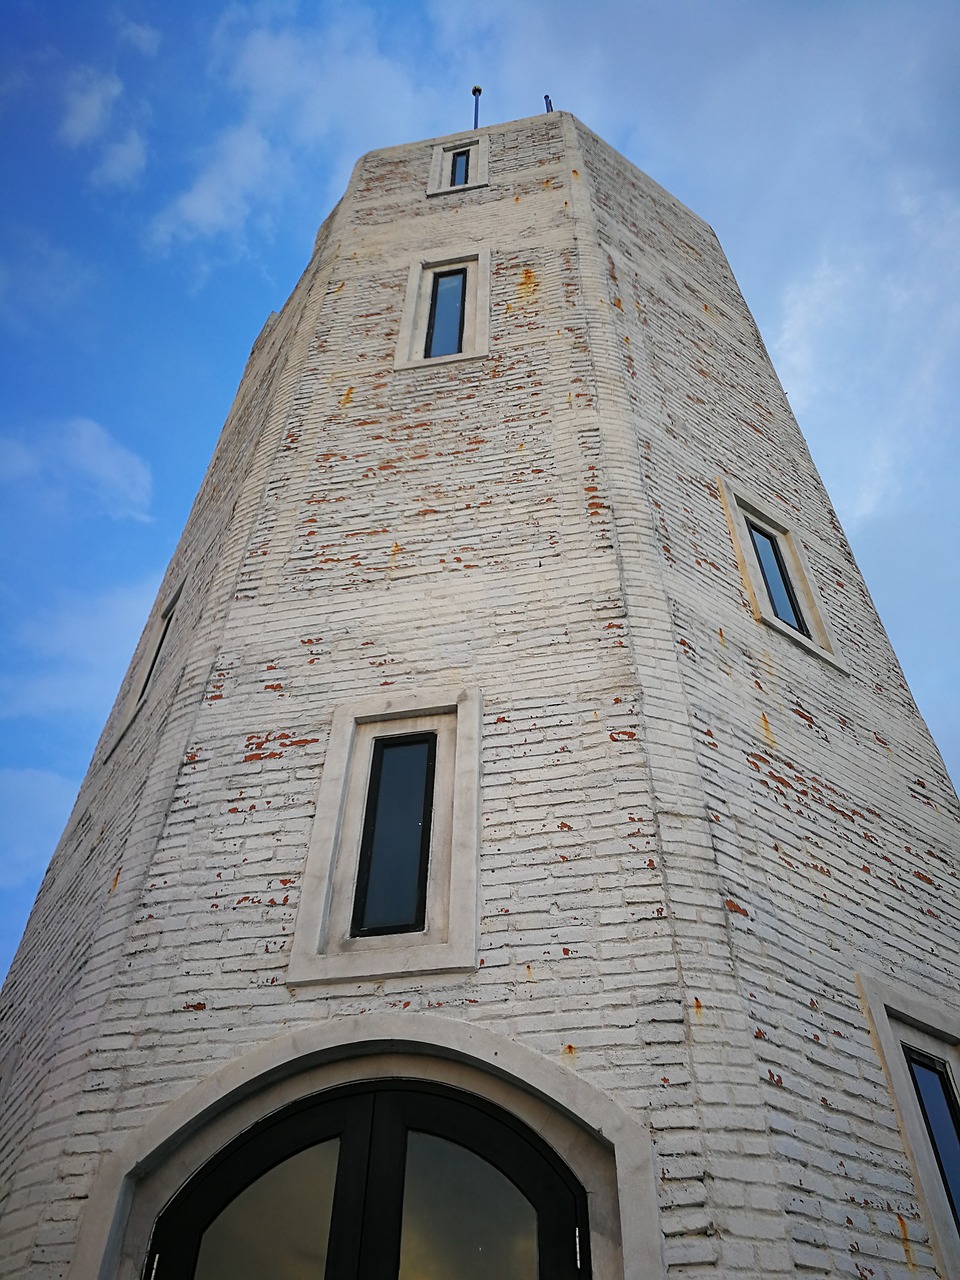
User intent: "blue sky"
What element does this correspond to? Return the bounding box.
[2,0,958,980]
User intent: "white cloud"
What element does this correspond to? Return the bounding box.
[118,20,161,56]
[149,10,441,249]
[0,769,80,890]
[150,120,275,247]
[0,576,160,722]
[771,161,960,534]
[774,261,853,413]
[60,68,123,146]
[0,418,152,521]
[92,127,147,187]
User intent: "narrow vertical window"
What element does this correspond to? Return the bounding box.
[450,149,470,187]
[351,733,436,936]
[424,269,466,359]
[905,1046,960,1230]
[747,522,808,636]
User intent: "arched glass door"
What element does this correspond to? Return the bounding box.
[145,1082,590,1280]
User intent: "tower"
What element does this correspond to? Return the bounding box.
[2,110,959,1278]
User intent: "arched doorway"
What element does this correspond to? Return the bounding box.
[144,1080,591,1280]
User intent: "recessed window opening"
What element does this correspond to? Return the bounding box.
[747,521,809,636]
[450,149,470,186]
[137,612,174,703]
[424,268,466,359]
[144,1082,591,1280]
[351,733,436,937]
[905,1045,960,1230]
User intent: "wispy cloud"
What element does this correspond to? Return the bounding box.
[0,576,160,722]
[60,68,123,146]
[772,165,960,532]
[150,120,275,247]
[149,9,440,250]
[0,769,80,890]
[0,232,98,336]
[92,127,147,187]
[0,418,152,521]
[117,20,161,56]
[57,59,150,187]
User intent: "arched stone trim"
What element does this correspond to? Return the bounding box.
[69,1014,664,1280]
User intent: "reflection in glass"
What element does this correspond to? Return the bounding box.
[399,1131,538,1280]
[906,1048,960,1228]
[424,270,466,358]
[352,734,435,935]
[748,523,808,635]
[451,150,470,186]
[194,1139,339,1280]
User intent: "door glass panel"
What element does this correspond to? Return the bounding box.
[194,1138,339,1280]
[398,1131,538,1280]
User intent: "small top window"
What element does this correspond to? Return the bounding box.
[450,149,470,186]
[427,137,489,196]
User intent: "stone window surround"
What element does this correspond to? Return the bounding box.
[718,477,847,672]
[108,579,184,754]
[394,248,490,369]
[426,135,489,196]
[287,687,481,985]
[66,1016,666,1280]
[858,972,960,1277]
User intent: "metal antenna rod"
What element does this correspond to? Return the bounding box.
[472,85,482,129]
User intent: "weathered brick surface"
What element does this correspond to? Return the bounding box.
[1,112,957,1277]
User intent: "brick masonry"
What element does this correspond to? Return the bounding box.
[1,112,958,1277]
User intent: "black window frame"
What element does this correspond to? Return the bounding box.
[424,267,467,359]
[746,520,810,637]
[905,1044,960,1230]
[350,731,437,938]
[143,1081,591,1280]
[450,148,470,186]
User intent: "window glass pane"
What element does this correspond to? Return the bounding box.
[906,1050,960,1228]
[398,1131,538,1280]
[353,735,435,934]
[194,1138,339,1280]
[748,524,806,634]
[451,150,470,186]
[425,270,466,358]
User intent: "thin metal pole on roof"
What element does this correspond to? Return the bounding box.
[544,95,553,112]
[472,86,482,129]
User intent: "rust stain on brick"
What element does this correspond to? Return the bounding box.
[108,866,121,896]
[760,712,777,748]
[896,1213,915,1269]
[339,386,354,408]
[517,267,539,300]
[725,898,749,917]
